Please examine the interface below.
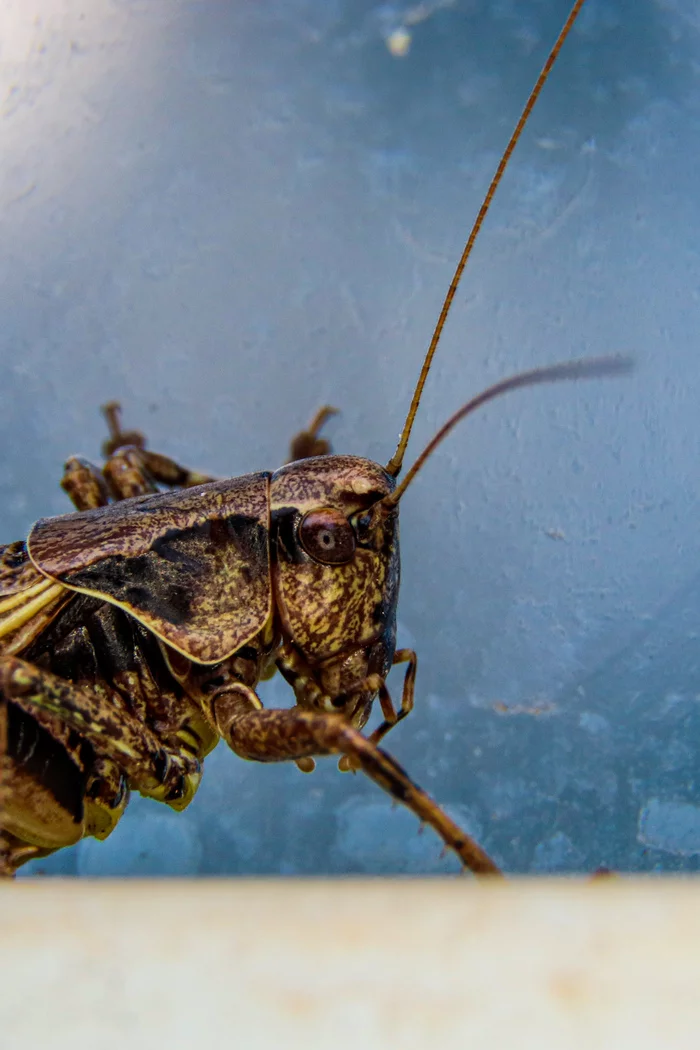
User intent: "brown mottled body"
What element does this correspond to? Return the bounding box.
[0,409,500,876]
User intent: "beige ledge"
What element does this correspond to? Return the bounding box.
[1,878,699,1049]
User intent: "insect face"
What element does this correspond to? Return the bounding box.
[270,455,399,684]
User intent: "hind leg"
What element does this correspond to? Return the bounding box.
[0,649,205,876]
[0,656,201,810]
[62,401,334,511]
[0,702,128,877]
[0,694,85,878]
[102,401,214,488]
[60,402,214,511]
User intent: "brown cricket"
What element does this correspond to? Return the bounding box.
[0,0,626,877]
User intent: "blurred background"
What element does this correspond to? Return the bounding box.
[2,0,699,875]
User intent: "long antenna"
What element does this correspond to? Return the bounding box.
[385,0,588,478]
[380,356,632,508]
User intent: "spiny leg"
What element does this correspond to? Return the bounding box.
[102,401,214,488]
[211,683,501,876]
[368,648,417,747]
[140,448,214,489]
[287,405,338,462]
[104,443,217,500]
[103,399,215,496]
[61,403,215,511]
[0,655,200,808]
[61,448,158,509]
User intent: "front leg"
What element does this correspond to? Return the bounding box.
[367,648,417,748]
[336,649,418,772]
[210,683,501,876]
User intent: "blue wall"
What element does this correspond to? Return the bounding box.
[3,0,699,875]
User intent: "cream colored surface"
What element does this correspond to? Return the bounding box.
[1,879,697,1048]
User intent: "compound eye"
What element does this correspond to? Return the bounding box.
[299,508,356,565]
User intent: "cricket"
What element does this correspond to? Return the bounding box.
[0,0,629,877]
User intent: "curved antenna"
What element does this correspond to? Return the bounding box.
[386,0,588,478]
[381,355,632,509]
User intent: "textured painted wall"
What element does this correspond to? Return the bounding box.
[2,0,699,875]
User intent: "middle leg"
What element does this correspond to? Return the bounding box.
[61,401,215,511]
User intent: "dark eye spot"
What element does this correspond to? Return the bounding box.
[299,508,356,565]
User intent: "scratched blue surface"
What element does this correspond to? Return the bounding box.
[2,0,700,875]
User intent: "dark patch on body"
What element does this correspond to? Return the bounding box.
[62,514,265,627]
[24,593,102,679]
[65,551,193,625]
[24,593,180,702]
